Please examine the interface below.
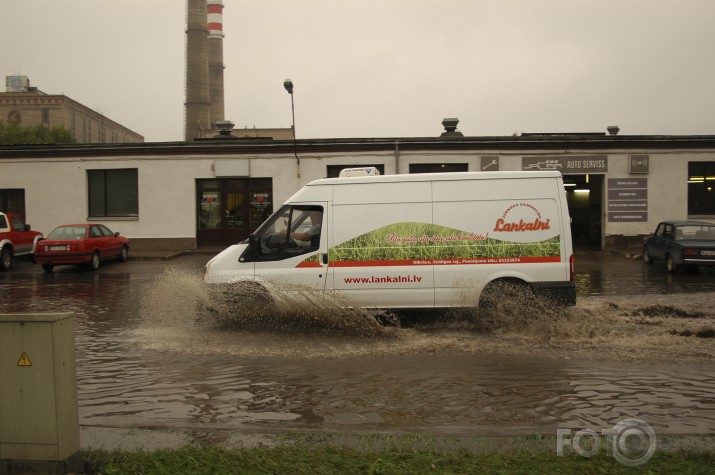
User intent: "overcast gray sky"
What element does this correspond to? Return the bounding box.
[2,1,714,142]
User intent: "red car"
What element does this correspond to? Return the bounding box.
[35,224,129,272]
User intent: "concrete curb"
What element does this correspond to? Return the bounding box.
[128,249,222,261]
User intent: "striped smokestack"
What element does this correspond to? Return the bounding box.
[207,0,225,127]
[185,0,210,141]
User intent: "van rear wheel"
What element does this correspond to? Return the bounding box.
[478,279,533,323]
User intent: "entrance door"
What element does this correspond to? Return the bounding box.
[197,178,273,247]
[224,191,247,244]
[563,174,603,247]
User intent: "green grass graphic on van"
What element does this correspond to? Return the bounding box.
[327,222,560,262]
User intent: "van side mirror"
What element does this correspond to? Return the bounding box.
[24,224,31,231]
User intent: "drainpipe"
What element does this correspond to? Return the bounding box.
[394,140,401,174]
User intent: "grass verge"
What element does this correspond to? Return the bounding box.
[81,446,714,475]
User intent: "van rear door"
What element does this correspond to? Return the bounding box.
[431,176,568,307]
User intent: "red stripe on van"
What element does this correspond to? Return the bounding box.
[296,261,322,268]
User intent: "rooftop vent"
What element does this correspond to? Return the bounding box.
[607,125,620,135]
[215,120,235,137]
[338,167,381,178]
[440,118,463,137]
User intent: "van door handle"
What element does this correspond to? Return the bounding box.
[321,253,329,265]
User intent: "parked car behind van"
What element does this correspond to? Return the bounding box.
[643,220,715,273]
[35,224,129,272]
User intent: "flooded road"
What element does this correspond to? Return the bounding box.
[1,249,714,448]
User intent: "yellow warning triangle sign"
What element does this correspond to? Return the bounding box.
[17,352,32,366]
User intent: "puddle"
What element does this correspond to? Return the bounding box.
[2,260,713,442]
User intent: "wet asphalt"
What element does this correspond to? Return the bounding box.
[1,248,713,450]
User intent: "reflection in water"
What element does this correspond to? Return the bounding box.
[1,262,713,439]
[575,268,715,297]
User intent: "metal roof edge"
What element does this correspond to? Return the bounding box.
[2,134,715,159]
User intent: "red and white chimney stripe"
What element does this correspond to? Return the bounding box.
[207,0,224,37]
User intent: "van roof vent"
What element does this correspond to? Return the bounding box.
[338,167,381,178]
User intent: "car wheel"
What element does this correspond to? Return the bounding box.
[0,247,11,271]
[666,254,678,273]
[643,247,654,265]
[118,246,129,262]
[87,252,100,271]
[42,263,54,272]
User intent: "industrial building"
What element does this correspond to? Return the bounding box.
[0,75,143,144]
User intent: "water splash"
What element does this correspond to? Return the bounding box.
[203,280,389,337]
[134,265,715,362]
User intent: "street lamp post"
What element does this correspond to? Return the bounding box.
[284,79,300,176]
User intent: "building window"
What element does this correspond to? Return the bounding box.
[688,162,715,216]
[326,165,385,178]
[88,169,138,217]
[7,110,21,124]
[409,163,468,174]
[0,189,25,219]
[41,109,49,125]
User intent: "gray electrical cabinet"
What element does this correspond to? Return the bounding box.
[0,313,80,464]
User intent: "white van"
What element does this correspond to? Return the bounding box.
[204,170,576,310]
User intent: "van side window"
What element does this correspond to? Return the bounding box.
[250,205,323,261]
